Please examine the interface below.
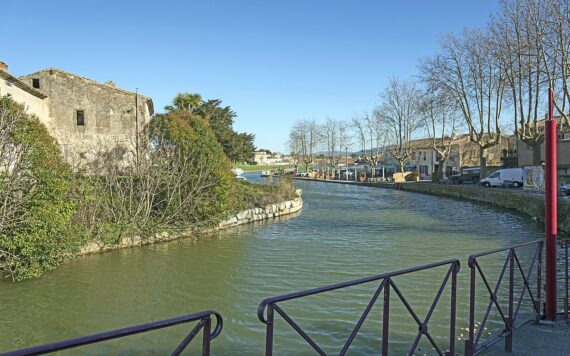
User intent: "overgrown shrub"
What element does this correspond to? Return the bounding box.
[78,109,238,243]
[0,97,79,281]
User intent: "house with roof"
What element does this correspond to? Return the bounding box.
[516,118,570,175]
[0,61,154,171]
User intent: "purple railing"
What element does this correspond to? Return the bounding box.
[258,259,460,356]
[464,240,543,355]
[1,310,223,356]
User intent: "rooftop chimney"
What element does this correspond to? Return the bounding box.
[0,61,7,72]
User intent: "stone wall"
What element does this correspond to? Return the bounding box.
[79,190,303,255]
[218,192,303,229]
[395,183,570,234]
[19,68,153,170]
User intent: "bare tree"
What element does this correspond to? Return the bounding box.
[420,29,506,178]
[418,88,460,180]
[322,118,348,177]
[379,78,421,172]
[538,0,570,126]
[352,112,389,178]
[289,119,320,172]
[491,0,548,164]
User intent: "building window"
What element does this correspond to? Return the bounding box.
[32,78,40,89]
[76,110,85,126]
[560,133,570,141]
[423,152,427,160]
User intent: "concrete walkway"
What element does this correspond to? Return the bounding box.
[485,321,570,355]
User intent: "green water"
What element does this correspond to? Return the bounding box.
[0,176,544,355]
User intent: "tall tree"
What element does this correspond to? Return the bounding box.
[352,112,388,177]
[379,78,421,172]
[289,119,320,172]
[418,88,460,180]
[165,93,255,163]
[420,29,506,178]
[490,0,548,164]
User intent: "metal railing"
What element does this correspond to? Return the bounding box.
[1,310,223,356]
[464,240,543,356]
[559,239,569,320]
[258,259,460,356]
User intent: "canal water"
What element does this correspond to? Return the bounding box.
[0,174,543,355]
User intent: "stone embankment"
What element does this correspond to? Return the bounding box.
[79,190,303,255]
[395,183,570,234]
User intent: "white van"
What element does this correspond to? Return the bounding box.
[480,168,524,188]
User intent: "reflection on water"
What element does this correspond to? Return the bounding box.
[0,174,543,354]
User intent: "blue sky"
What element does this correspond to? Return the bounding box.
[2,1,499,152]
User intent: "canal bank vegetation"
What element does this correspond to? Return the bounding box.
[0,96,293,281]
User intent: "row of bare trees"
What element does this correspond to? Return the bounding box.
[287,78,459,178]
[288,0,570,178]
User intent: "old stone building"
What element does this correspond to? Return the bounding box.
[1,62,154,171]
[19,67,154,170]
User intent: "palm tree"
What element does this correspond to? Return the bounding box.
[164,92,202,112]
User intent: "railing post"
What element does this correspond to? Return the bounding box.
[382,278,390,355]
[465,261,476,356]
[202,316,212,356]
[266,304,274,356]
[448,262,458,356]
[535,241,543,324]
[506,250,514,352]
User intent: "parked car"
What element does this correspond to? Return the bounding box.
[561,183,570,195]
[480,168,524,188]
[450,167,480,184]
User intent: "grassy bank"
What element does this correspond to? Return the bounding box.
[235,176,297,209]
[233,163,295,172]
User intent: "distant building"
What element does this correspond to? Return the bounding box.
[253,150,270,164]
[516,118,570,175]
[405,135,515,180]
[252,150,285,165]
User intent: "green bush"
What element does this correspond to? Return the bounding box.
[0,97,79,281]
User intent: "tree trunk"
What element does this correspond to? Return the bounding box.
[531,142,542,165]
[479,147,488,180]
[399,160,405,172]
[436,159,446,181]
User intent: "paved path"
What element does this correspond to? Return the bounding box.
[485,321,570,355]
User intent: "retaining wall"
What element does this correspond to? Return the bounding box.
[395,183,570,234]
[79,190,303,255]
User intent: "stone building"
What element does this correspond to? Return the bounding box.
[19,67,154,170]
[1,62,154,171]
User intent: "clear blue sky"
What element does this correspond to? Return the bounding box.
[2,0,498,152]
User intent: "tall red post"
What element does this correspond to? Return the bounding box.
[545,86,558,321]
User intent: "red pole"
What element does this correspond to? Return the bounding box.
[545,86,558,321]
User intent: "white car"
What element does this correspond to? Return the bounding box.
[480,168,524,188]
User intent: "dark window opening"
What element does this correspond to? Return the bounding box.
[32,78,40,89]
[76,110,85,126]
